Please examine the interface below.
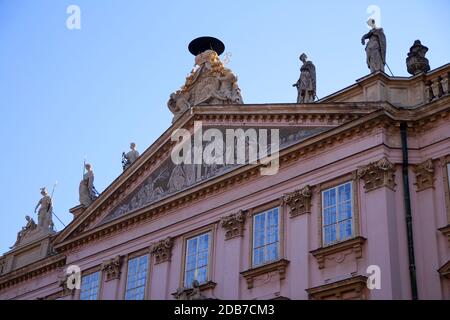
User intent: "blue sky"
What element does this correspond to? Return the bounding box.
[0,0,449,254]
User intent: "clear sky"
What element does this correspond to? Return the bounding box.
[0,0,449,254]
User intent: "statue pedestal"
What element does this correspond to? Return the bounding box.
[0,230,55,276]
[70,204,86,219]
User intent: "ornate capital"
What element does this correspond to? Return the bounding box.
[283,185,312,217]
[101,256,122,282]
[414,159,435,191]
[150,237,174,264]
[220,210,246,240]
[57,272,76,297]
[357,157,396,192]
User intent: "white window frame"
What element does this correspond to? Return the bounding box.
[184,232,211,287]
[80,271,100,300]
[321,181,354,246]
[124,254,149,300]
[252,207,280,267]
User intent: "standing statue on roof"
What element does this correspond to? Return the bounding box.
[293,53,316,103]
[79,163,98,207]
[122,142,140,170]
[361,18,387,73]
[35,187,53,229]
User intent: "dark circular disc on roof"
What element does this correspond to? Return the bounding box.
[188,37,225,56]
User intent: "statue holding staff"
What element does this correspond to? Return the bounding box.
[293,53,316,103]
[79,163,98,207]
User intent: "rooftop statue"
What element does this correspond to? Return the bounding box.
[361,19,386,73]
[406,40,430,75]
[35,187,53,230]
[79,163,98,207]
[293,53,316,103]
[168,37,243,122]
[122,142,140,170]
[10,216,37,249]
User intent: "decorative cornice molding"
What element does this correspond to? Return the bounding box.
[150,237,174,264]
[240,259,290,289]
[52,101,450,254]
[414,159,435,191]
[283,185,312,217]
[101,255,122,281]
[310,236,367,269]
[306,275,368,300]
[0,254,66,291]
[220,210,246,240]
[357,157,396,192]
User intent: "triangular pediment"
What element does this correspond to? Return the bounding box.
[52,103,380,247]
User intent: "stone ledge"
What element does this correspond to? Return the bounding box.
[306,275,368,300]
[438,260,450,279]
[310,236,367,269]
[438,224,450,246]
[240,259,290,289]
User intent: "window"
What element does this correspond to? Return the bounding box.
[322,182,353,246]
[184,232,210,287]
[80,271,100,300]
[125,254,149,300]
[252,207,280,267]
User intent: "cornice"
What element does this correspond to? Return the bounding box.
[0,254,66,291]
[52,99,449,253]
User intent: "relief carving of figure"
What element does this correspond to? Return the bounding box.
[79,163,98,207]
[167,45,243,122]
[168,165,186,192]
[293,53,316,103]
[361,19,386,73]
[35,187,53,229]
[167,91,191,123]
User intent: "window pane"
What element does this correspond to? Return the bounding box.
[338,183,351,202]
[125,255,148,300]
[323,189,336,207]
[252,208,280,266]
[324,225,337,245]
[184,232,211,287]
[80,272,100,300]
[253,247,264,266]
[338,201,352,221]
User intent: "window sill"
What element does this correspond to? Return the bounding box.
[310,236,367,269]
[240,259,290,289]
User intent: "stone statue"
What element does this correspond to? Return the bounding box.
[122,142,140,170]
[167,91,191,123]
[293,53,316,103]
[406,40,430,75]
[79,163,98,207]
[361,19,386,73]
[10,216,37,248]
[35,187,53,229]
[168,47,243,122]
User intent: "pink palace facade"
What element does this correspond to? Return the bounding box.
[1,53,450,300]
